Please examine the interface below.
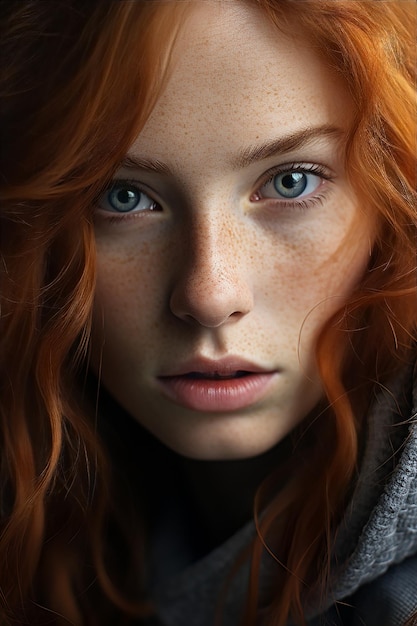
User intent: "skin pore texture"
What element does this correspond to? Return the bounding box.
[91,0,374,476]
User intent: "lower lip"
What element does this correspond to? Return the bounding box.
[157,373,277,412]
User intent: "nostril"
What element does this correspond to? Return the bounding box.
[169,261,254,328]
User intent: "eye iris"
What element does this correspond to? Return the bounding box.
[274,172,307,198]
[109,186,140,212]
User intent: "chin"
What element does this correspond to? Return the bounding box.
[156,427,288,461]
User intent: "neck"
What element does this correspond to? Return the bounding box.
[178,437,293,550]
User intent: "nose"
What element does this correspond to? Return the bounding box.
[169,216,254,328]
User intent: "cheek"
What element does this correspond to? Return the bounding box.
[91,237,167,357]
[262,217,371,353]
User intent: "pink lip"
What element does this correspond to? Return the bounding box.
[157,357,278,412]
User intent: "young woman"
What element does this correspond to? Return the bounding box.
[1,1,416,625]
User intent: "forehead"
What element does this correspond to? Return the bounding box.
[133,0,353,169]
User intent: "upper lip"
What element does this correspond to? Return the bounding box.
[158,356,275,377]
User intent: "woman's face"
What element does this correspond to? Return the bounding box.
[91,1,373,460]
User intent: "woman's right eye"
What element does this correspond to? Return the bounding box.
[98,181,160,213]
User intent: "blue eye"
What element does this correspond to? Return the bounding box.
[259,169,323,201]
[274,172,307,198]
[99,182,158,213]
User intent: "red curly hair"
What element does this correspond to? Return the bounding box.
[0,1,416,625]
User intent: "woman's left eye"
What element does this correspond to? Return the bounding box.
[257,169,324,201]
[98,181,159,213]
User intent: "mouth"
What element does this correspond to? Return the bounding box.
[182,370,252,380]
[157,359,278,413]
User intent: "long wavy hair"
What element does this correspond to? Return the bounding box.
[0,1,416,625]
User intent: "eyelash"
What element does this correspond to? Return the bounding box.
[95,163,334,223]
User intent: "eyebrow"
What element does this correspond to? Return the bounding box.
[232,124,344,169]
[120,155,171,175]
[120,124,344,175]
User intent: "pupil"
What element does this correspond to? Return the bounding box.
[283,173,304,189]
[118,189,135,204]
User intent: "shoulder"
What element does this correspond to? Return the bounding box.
[309,554,417,626]
[347,553,417,626]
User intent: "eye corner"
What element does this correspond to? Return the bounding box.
[249,190,262,203]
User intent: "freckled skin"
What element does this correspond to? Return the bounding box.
[91,1,373,460]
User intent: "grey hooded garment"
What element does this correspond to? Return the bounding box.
[146,362,417,626]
